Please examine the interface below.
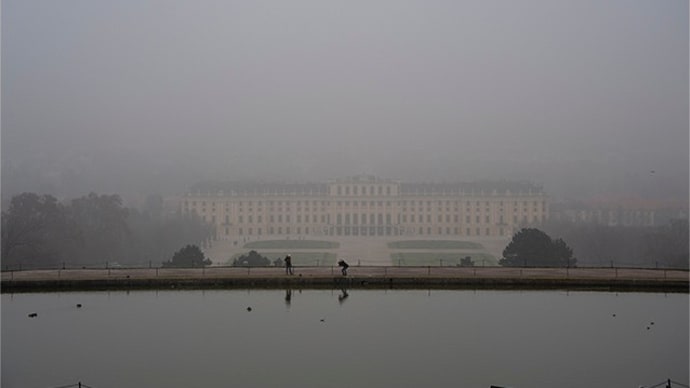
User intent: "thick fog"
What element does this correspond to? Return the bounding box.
[2,0,688,203]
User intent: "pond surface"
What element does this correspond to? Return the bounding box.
[2,290,688,388]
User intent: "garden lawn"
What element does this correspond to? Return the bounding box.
[229,252,336,266]
[387,240,483,250]
[390,252,497,266]
[244,240,339,249]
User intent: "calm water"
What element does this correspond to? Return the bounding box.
[2,289,688,388]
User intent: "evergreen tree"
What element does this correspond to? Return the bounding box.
[500,228,576,267]
[163,244,211,268]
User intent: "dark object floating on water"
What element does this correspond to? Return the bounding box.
[76,304,82,308]
[646,326,650,330]
[320,319,325,322]
[28,313,38,318]
[650,321,655,325]
[247,307,252,312]
[612,314,616,317]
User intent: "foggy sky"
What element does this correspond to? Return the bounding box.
[2,0,688,203]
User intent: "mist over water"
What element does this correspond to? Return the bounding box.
[2,0,688,203]
[2,4,688,387]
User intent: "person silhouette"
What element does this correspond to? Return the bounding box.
[338,259,349,276]
[284,254,294,275]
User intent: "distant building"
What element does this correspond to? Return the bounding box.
[178,175,549,240]
[549,197,688,227]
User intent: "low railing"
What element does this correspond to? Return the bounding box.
[2,259,688,272]
[2,264,688,280]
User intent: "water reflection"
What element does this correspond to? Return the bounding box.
[284,289,292,307]
[2,290,687,388]
[338,289,349,305]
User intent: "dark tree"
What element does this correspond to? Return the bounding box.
[2,192,216,268]
[500,228,576,267]
[67,193,131,264]
[233,250,270,267]
[163,244,211,268]
[1,193,74,266]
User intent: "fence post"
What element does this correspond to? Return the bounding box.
[384,267,387,276]
[427,266,430,276]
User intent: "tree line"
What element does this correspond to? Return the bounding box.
[542,219,688,269]
[498,219,688,269]
[1,192,214,269]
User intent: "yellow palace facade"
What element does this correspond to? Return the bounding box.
[181,176,548,240]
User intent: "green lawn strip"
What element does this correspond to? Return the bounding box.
[387,240,484,250]
[228,252,337,266]
[390,252,497,266]
[243,240,339,249]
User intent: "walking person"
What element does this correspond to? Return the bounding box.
[338,259,349,276]
[284,254,294,275]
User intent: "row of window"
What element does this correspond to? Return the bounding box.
[335,185,394,196]
[226,225,507,237]
[195,207,544,216]
[206,213,544,225]
[186,199,547,208]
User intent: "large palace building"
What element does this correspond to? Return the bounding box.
[181,176,548,240]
